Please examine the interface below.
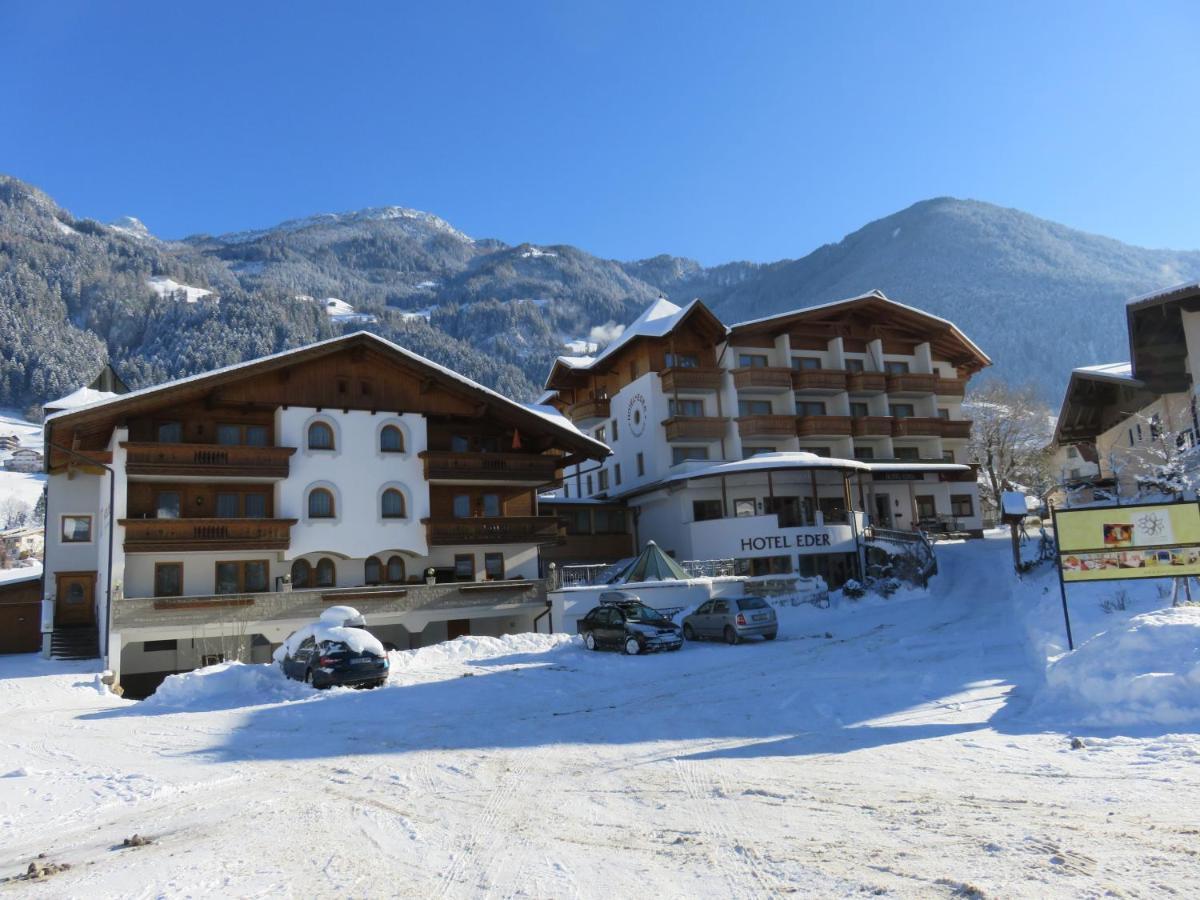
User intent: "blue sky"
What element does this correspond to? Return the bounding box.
[1,1,1197,264]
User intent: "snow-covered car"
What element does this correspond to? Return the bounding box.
[682,596,777,644]
[274,606,389,689]
[577,593,683,655]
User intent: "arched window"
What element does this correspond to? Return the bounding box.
[308,421,334,450]
[386,555,406,584]
[381,488,406,519]
[308,488,335,519]
[380,425,404,453]
[364,556,382,585]
[291,559,311,589]
[315,557,336,588]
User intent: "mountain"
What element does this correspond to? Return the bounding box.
[1,175,1197,416]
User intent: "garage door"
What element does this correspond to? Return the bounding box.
[0,601,41,653]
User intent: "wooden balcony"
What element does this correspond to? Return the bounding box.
[790,369,848,393]
[119,517,296,552]
[934,376,968,396]
[736,415,797,438]
[420,451,561,484]
[891,417,944,437]
[122,442,295,478]
[851,416,892,437]
[662,416,729,441]
[424,516,562,546]
[846,372,887,394]
[940,419,973,439]
[660,367,724,393]
[733,367,794,392]
[885,373,938,395]
[566,396,610,424]
[795,415,852,437]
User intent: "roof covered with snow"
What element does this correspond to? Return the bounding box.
[43,387,119,412]
[1072,362,1136,383]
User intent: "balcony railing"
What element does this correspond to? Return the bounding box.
[660,367,724,393]
[795,415,853,437]
[420,451,561,484]
[940,419,973,439]
[736,415,797,438]
[121,442,295,478]
[662,416,729,440]
[733,367,794,391]
[790,369,848,392]
[424,516,562,546]
[934,376,968,396]
[846,372,887,394]
[566,396,610,423]
[891,417,944,437]
[119,517,296,552]
[886,373,938,394]
[851,416,893,437]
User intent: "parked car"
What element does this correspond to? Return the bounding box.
[276,606,389,689]
[577,592,683,654]
[682,596,777,644]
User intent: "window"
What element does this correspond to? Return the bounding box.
[844,358,865,373]
[586,475,593,495]
[594,509,625,533]
[215,423,269,446]
[738,400,772,417]
[216,424,241,445]
[381,489,407,519]
[386,555,406,583]
[291,559,311,588]
[453,494,471,518]
[454,554,475,581]
[672,446,709,465]
[614,463,622,486]
[61,515,92,543]
[484,553,505,580]
[482,493,501,517]
[1067,446,1079,459]
[800,446,831,457]
[611,418,619,441]
[854,445,875,460]
[315,558,336,588]
[156,421,182,443]
[942,450,955,463]
[734,498,756,517]
[595,425,606,444]
[564,509,591,535]
[890,403,915,418]
[738,353,769,368]
[451,435,470,453]
[156,491,181,519]
[665,352,699,368]
[154,563,182,598]
[668,398,705,418]
[636,452,645,476]
[216,492,239,518]
[894,446,920,460]
[246,425,269,447]
[743,446,775,458]
[849,402,869,418]
[597,469,609,491]
[308,488,335,519]
[951,494,974,518]
[790,357,822,370]
[1128,427,1135,446]
[144,639,178,653]
[244,493,267,518]
[364,556,382,585]
[1150,415,1162,440]
[916,495,937,520]
[308,421,334,450]
[884,361,910,374]
[937,408,950,420]
[1069,467,1082,480]
[380,425,405,453]
[216,560,269,594]
[693,499,723,521]
[796,401,827,417]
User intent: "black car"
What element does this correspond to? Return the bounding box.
[279,632,389,689]
[577,594,683,655]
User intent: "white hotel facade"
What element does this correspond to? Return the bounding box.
[542,291,989,586]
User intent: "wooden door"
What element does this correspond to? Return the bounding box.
[55,572,96,627]
[446,618,471,641]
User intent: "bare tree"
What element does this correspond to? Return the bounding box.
[966,382,1054,517]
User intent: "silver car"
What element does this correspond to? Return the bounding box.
[682,596,778,644]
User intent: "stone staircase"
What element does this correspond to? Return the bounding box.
[51,626,100,660]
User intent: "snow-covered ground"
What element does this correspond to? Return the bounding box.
[0,410,45,524]
[1,536,1197,896]
[146,276,214,303]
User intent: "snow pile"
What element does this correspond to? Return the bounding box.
[387,633,576,674]
[147,276,213,303]
[1032,607,1200,727]
[144,662,314,710]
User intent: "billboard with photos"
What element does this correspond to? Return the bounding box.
[1055,501,1200,582]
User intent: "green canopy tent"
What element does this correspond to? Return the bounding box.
[607,540,691,584]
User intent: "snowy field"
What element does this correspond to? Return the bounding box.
[2,536,1198,897]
